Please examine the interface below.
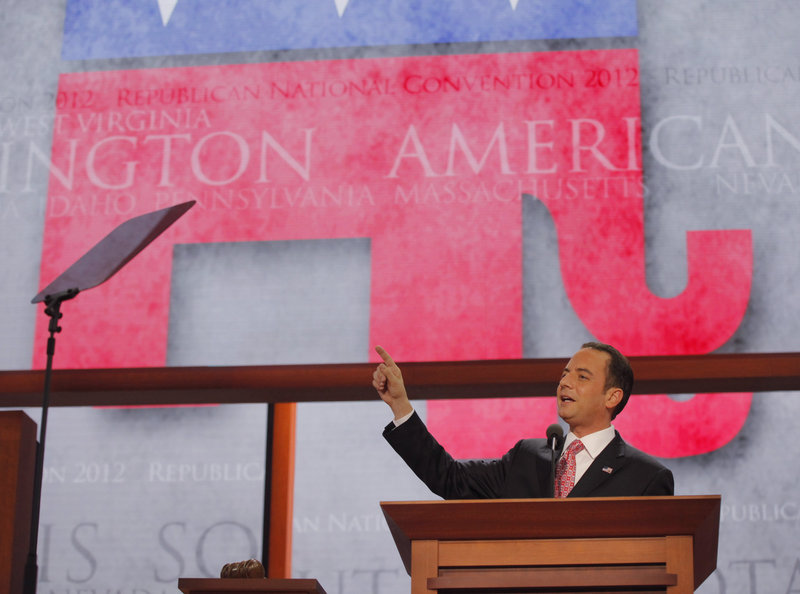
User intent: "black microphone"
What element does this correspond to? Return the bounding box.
[546,423,563,451]
[546,423,564,497]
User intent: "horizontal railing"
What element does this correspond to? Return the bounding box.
[2,352,799,408]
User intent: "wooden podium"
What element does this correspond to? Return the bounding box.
[0,411,37,594]
[381,496,720,593]
[178,578,327,594]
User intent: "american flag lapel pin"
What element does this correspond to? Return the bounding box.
[602,466,614,474]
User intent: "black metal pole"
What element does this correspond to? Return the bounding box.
[23,288,78,594]
[261,402,275,573]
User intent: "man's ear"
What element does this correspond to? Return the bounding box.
[605,387,623,411]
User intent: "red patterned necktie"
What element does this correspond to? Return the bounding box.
[555,439,585,498]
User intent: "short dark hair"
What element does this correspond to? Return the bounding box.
[580,341,633,420]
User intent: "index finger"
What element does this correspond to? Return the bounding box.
[374,345,396,367]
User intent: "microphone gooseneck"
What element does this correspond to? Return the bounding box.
[546,424,564,498]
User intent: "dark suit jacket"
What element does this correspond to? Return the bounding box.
[383,412,674,499]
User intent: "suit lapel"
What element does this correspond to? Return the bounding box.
[568,432,627,497]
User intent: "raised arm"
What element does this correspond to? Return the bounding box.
[372,345,414,421]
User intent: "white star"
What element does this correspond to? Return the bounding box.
[334,0,350,17]
[157,0,179,26]
[155,0,434,26]
[509,0,520,9]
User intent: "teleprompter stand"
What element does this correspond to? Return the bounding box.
[23,201,195,594]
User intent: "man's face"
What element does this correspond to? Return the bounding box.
[556,348,622,437]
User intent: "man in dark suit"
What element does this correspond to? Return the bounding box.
[373,342,673,499]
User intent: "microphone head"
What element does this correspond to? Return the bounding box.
[546,423,564,441]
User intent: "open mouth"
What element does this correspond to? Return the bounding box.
[559,395,575,403]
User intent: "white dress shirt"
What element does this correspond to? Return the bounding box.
[393,409,415,427]
[561,425,616,485]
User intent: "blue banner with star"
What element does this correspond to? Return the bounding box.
[61,0,637,60]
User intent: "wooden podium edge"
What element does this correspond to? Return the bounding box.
[178,577,327,593]
[381,495,721,589]
[0,411,37,594]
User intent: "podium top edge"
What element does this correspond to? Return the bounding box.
[380,494,721,506]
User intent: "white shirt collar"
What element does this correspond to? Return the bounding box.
[562,425,616,460]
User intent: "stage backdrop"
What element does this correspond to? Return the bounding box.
[2,1,800,592]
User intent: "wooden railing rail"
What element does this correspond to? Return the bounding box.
[2,352,799,408]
